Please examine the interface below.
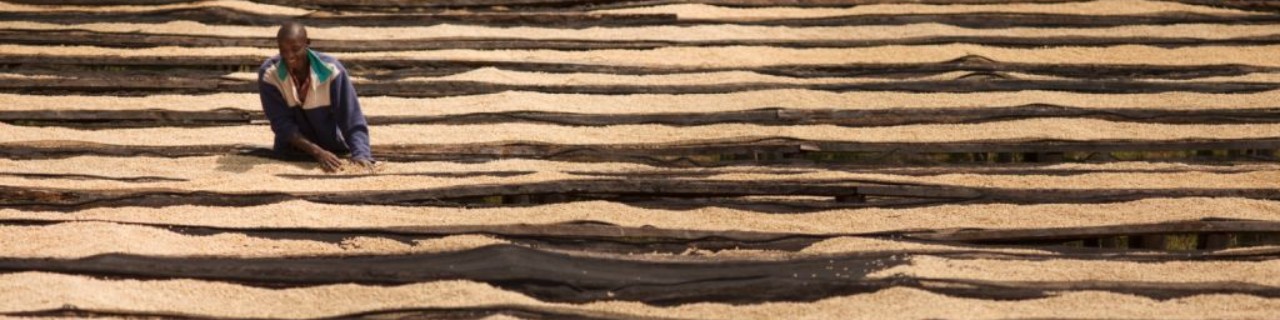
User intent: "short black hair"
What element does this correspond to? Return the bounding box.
[277,21,308,42]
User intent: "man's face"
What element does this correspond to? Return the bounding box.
[278,37,308,76]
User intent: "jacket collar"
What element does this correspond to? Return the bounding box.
[275,49,334,85]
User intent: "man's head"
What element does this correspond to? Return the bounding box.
[277,21,310,78]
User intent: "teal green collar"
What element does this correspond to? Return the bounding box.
[275,49,333,84]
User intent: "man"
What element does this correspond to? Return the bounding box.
[258,21,375,172]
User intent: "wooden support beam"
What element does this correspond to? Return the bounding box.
[1,176,1278,211]
[2,139,1277,166]
[8,10,1280,28]
[909,220,1280,242]
[5,77,1277,96]
[0,246,1275,306]
[7,30,1280,51]
[4,56,1273,81]
[5,106,1279,128]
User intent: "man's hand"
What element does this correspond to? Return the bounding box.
[314,150,344,173]
[349,157,378,174]
[287,133,343,173]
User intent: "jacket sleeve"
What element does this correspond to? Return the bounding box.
[259,66,299,141]
[330,63,373,161]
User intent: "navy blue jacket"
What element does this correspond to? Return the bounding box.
[257,50,372,161]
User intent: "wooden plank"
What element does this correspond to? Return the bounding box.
[8,30,1280,51]
[0,246,1275,306]
[770,106,1280,126]
[0,179,888,210]
[923,279,1280,300]
[6,77,1278,96]
[8,307,631,320]
[808,137,1280,153]
[3,274,1277,319]
[262,0,1090,7]
[583,164,1280,178]
[702,12,1280,28]
[0,141,807,166]
[0,10,676,28]
[0,109,256,128]
[0,0,186,4]
[3,176,1280,211]
[6,217,1279,258]
[0,172,187,183]
[1168,0,1280,13]
[6,217,1280,260]
[256,0,1280,13]
[0,0,1089,5]
[910,220,1280,242]
[7,0,1271,14]
[1,138,1276,166]
[259,0,1102,11]
[0,142,247,160]
[8,10,1280,28]
[0,219,826,253]
[5,106,1279,128]
[0,245,909,304]
[7,55,1273,80]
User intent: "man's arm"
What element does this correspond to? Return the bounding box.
[330,63,373,164]
[259,67,343,172]
[287,132,343,172]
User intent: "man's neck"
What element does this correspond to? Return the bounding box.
[291,68,309,83]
